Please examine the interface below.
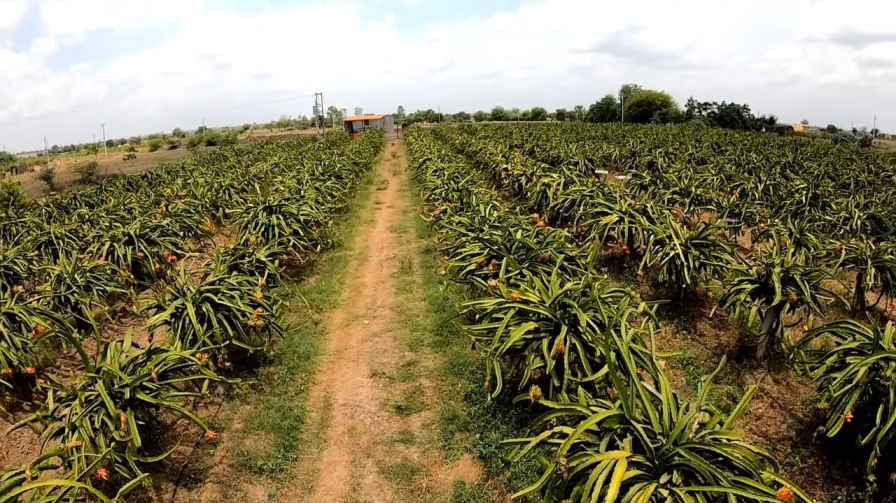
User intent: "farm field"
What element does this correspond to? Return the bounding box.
[14,148,194,199]
[10,127,321,200]
[406,123,896,502]
[0,130,385,501]
[4,121,896,503]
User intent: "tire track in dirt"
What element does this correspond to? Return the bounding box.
[281,139,477,503]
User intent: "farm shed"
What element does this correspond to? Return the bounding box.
[343,114,395,138]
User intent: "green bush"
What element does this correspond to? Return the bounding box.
[75,161,100,185]
[37,166,56,191]
[0,177,26,209]
[147,139,163,152]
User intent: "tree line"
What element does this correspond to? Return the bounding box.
[397,83,780,132]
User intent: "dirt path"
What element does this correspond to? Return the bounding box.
[281,140,478,503]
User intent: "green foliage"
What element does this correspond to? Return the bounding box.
[794,320,896,489]
[585,94,619,123]
[0,448,132,502]
[490,107,510,122]
[0,244,34,294]
[186,130,239,148]
[832,239,896,315]
[463,268,651,401]
[12,335,220,493]
[0,177,26,209]
[506,358,809,502]
[0,129,384,497]
[0,294,71,389]
[0,151,16,166]
[37,167,57,191]
[212,242,285,286]
[720,244,827,360]
[146,139,163,152]
[684,98,777,131]
[75,161,100,185]
[233,190,327,259]
[640,214,732,299]
[405,124,827,500]
[36,253,128,331]
[146,269,282,362]
[624,89,679,124]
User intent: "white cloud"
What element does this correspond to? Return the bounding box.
[0,0,28,33]
[0,0,895,151]
[38,0,204,37]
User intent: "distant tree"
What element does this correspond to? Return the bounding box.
[833,132,855,145]
[147,139,163,152]
[555,108,568,122]
[396,105,406,120]
[871,128,880,137]
[453,111,471,122]
[586,95,619,123]
[825,124,838,133]
[685,97,777,130]
[509,108,521,121]
[490,107,510,121]
[624,89,678,123]
[105,139,115,148]
[354,107,364,116]
[172,127,186,138]
[528,107,548,121]
[326,106,344,126]
[473,110,490,122]
[713,102,755,129]
[573,105,585,121]
[0,151,16,166]
[403,109,440,125]
[620,84,643,104]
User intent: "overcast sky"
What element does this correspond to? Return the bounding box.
[1,0,894,151]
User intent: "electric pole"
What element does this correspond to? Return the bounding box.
[314,93,325,135]
[101,123,108,156]
[620,88,625,124]
[43,136,49,170]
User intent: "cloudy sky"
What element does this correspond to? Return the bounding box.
[1,0,894,151]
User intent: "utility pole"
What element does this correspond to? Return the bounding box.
[314,93,325,135]
[43,136,49,170]
[101,123,108,156]
[873,114,878,140]
[620,88,625,124]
